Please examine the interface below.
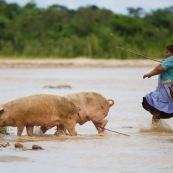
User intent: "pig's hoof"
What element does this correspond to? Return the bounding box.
[98,133,105,136]
[32,145,43,150]
[54,130,67,137]
[14,142,24,149]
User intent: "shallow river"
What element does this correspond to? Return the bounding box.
[1,67,173,173]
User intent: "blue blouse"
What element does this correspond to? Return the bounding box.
[160,56,173,81]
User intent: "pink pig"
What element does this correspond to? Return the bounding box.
[0,94,80,136]
[40,92,114,135]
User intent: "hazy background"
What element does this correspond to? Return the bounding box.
[6,0,173,14]
[1,0,173,59]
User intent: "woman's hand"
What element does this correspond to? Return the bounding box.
[143,74,151,79]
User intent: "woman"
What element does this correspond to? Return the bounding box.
[142,44,173,124]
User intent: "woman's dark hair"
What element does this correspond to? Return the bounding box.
[166,44,173,53]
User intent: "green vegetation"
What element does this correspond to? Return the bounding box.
[0,0,173,59]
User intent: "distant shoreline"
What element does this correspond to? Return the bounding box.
[0,59,159,68]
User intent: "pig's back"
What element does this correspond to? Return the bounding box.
[66,92,109,108]
[3,94,78,119]
[3,94,61,115]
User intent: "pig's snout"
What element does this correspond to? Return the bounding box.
[93,119,108,133]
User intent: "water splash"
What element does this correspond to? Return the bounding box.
[139,119,173,133]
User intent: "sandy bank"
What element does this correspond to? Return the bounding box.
[0,59,159,68]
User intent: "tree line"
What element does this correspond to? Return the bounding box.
[0,0,173,59]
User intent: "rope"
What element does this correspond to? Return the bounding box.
[100,127,130,136]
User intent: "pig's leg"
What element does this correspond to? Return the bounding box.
[59,125,68,135]
[40,125,68,135]
[54,125,68,136]
[93,119,108,133]
[62,121,77,136]
[17,125,25,136]
[66,127,77,136]
[26,126,34,136]
[40,126,48,134]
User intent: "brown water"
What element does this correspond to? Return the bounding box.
[0,67,173,173]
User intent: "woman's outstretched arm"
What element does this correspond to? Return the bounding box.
[143,64,164,79]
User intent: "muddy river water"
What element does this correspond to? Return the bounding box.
[0,67,173,173]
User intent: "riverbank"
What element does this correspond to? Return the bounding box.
[0,59,159,68]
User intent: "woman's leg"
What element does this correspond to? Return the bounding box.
[152,114,160,124]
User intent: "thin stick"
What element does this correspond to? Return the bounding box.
[116,46,161,63]
[110,33,161,63]
[100,127,130,136]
